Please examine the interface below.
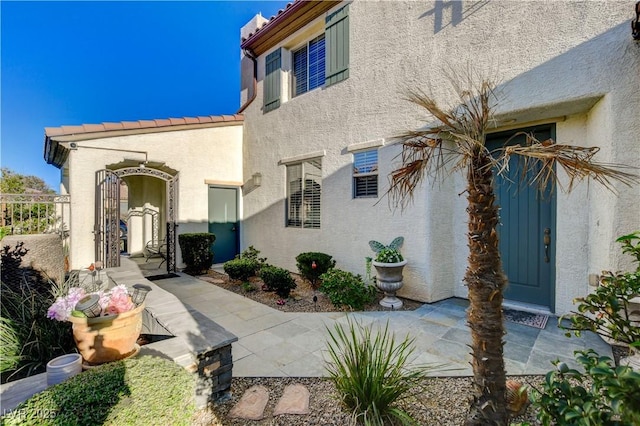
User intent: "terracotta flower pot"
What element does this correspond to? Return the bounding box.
[68,303,144,365]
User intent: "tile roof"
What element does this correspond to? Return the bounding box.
[44,114,244,138]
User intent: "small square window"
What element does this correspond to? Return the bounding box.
[353,150,378,198]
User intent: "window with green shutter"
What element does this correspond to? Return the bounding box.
[325,4,349,87]
[264,48,281,112]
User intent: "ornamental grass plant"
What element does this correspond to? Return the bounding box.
[325,318,436,426]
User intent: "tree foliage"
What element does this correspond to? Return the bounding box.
[0,168,54,194]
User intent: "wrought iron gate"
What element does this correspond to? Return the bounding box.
[95,166,178,272]
[95,169,121,268]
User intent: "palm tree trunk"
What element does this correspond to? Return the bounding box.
[464,151,509,425]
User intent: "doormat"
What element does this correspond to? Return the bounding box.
[146,273,179,281]
[503,308,549,329]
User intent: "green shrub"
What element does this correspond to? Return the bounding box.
[238,245,267,266]
[223,258,259,281]
[561,232,640,345]
[320,269,376,310]
[374,248,404,263]
[530,349,640,426]
[0,318,21,374]
[178,233,216,274]
[1,355,195,426]
[325,318,435,426]
[242,281,255,292]
[295,252,336,287]
[260,265,297,298]
[223,246,268,281]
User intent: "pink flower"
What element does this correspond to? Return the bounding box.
[106,285,134,315]
[48,284,135,321]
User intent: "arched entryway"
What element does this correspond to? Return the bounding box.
[95,163,178,272]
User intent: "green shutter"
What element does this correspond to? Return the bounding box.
[264,48,281,112]
[325,4,349,87]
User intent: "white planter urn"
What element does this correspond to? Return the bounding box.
[46,353,82,386]
[372,260,407,309]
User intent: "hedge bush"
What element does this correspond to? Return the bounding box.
[223,246,267,280]
[2,355,195,425]
[178,233,215,274]
[320,269,376,310]
[295,252,336,287]
[223,258,258,281]
[260,265,297,298]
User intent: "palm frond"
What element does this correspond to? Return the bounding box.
[388,80,498,208]
[492,133,639,193]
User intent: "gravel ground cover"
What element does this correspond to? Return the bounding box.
[193,376,545,425]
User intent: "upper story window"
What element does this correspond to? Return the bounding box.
[292,35,325,97]
[263,4,349,112]
[353,150,378,198]
[286,159,322,229]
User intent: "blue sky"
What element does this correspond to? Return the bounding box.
[1,0,288,191]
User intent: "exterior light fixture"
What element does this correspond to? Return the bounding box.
[252,172,263,187]
[131,283,152,306]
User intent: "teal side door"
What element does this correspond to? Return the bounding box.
[487,125,556,310]
[207,186,238,264]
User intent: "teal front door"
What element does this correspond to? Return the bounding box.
[208,186,238,264]
[487,125,556,310]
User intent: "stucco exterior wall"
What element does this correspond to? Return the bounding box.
[241,0,640,314]
[64,124,243,269]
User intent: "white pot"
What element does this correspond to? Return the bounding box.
[46,353,82,386]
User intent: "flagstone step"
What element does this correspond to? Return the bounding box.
[229,384,311,420]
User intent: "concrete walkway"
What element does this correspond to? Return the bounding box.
[148,266,611,378]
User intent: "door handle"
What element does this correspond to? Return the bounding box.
[231,226,237,231]
[543,228,551,263]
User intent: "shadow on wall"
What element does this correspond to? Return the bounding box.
[419,0,490,34]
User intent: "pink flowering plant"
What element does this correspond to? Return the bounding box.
[47,284,135,321]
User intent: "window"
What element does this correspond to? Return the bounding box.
[353,150,378,198]
[261,4,349,112]
[292,35,325,97]
[286,159,322,228]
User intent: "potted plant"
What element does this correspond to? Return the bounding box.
[369,237,407,309]
[47,281,149,366]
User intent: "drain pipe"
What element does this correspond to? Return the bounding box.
[237,48,258,114]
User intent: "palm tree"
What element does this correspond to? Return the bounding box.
[388,78,637,425]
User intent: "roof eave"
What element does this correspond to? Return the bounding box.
[241,1,341,56]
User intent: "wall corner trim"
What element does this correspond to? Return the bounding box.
[346,138,385,153]
[278,149,326,165]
